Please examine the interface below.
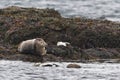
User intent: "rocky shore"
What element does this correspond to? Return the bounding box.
[0,6,120,62]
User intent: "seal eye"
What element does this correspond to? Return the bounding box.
[40,41,43,44]
[38,41,43,46]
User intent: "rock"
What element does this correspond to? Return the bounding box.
[0,6,120,62]
[84,48,120,59]
[34,63,41,66]
[42,63,59,67]
[1,6,119,48]
[67,63,81,68]
[43,54,62,62]
[46,45,81,60]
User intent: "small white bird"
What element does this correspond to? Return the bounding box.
[57,41,70,47]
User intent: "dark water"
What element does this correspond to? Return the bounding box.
[0,60,120,80]
[0,0,120,21]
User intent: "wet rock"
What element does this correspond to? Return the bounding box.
[42,63,59,67]
[34,63,41,66]
[46,45,81,60]
[5,54,43,62]
[43,54,62,62]
[34,62,59,67]
[0,46,8,53]
[67,63,81,68]
[104,59,120,63]
[0,6,119,48]
[0,6,120,62]
[84,48,120,59]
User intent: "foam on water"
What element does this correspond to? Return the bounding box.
[0,0,120,21]
[0,60,120,80]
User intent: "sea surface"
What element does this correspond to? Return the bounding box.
[0,60,120,80]
[0,0,120,21]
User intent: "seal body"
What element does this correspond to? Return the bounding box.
[18,38,47,55]
[34,38,47,55]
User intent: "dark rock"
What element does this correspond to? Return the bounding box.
[46,45,81,60]
[0,6,119,48]
[43,54,62,62]
[42,63,59,67]
[67,64,81,68]
[84,48,120,59]
[0,6,120,62]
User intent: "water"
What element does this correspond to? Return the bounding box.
[0,0,120,21]
[0,60,120,80]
